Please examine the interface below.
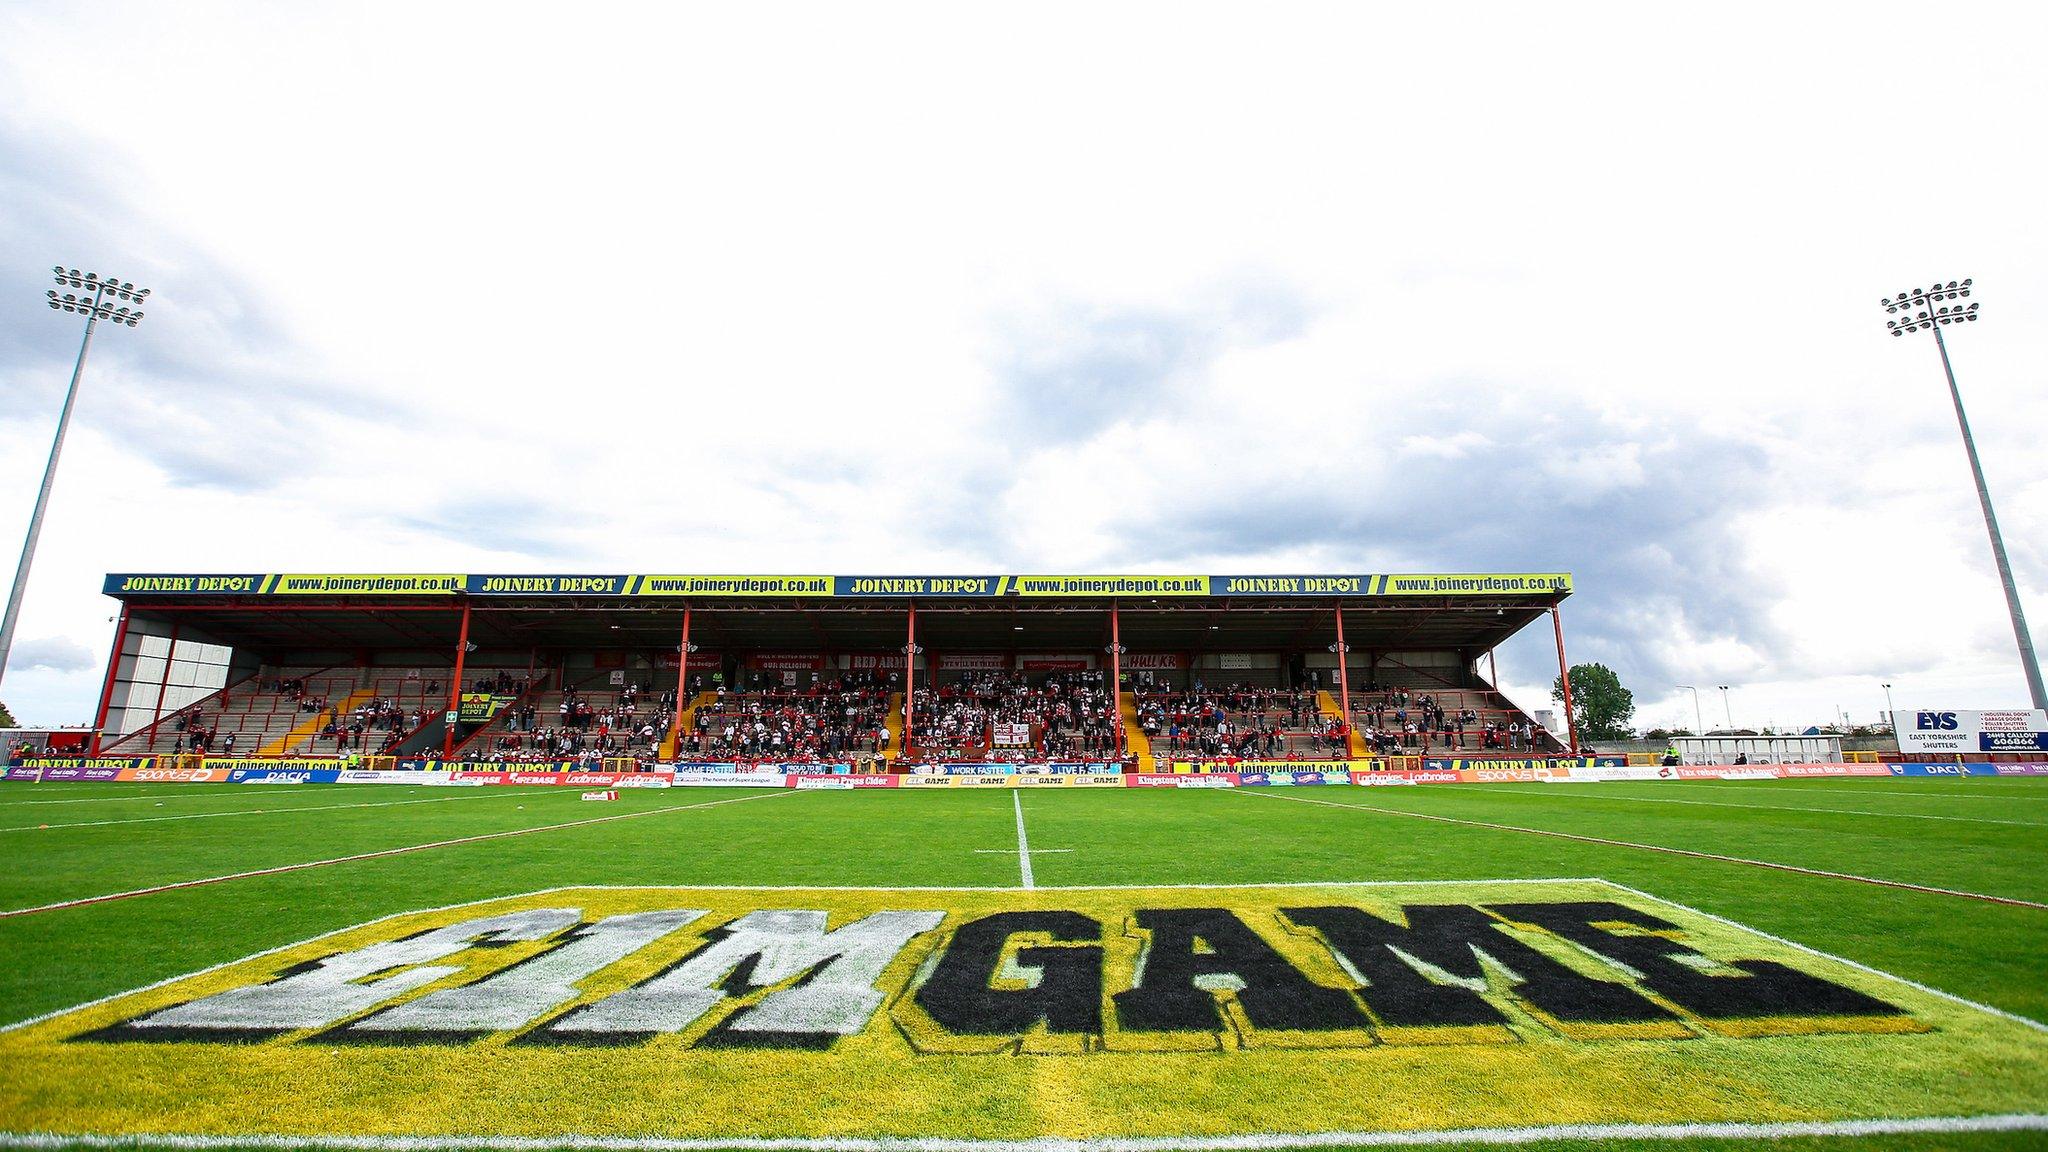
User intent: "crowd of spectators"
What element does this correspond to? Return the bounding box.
[1136,682,1553,760]
[1350,689,1546,754]
[316,695,428,753]
[686,673,891,760]
[1137,684,1340,758]
[486,682,663,759]
[909,670,1120,760]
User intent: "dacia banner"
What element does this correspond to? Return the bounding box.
[226,767,342,784]
[8,881,2040,1147]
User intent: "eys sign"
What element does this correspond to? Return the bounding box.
[5,882,2046,1146]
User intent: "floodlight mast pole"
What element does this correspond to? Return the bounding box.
[0,269,150,695]
[1883,280,2046,710]
[1677,685,1703,735]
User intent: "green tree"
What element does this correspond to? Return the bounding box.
[0,699,14,728]
[1551,663,1636,741]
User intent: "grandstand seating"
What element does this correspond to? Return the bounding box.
[455,673,666,762]
[899,672,1121,765]
[1137,680,1565,767]
[97,659,1567,767]
[678,685,891,766]
[104,665,545,758]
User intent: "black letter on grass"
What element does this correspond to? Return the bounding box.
[914,911,1103,1035]
[1487,902,1907,1020]
[1113,908,1368,1032]
[1283,904,1673,1026]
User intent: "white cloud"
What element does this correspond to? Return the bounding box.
[0,2,2044,727]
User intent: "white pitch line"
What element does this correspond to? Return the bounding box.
[1011,790,1035,889]
[1479,786,2048,827]
[1232,788,2048,909]
[973,848,1073,853]
[1599,879,2048,1034]
[0,789,535,833]
[1,1114,2046,1150]
[0,789,796,919]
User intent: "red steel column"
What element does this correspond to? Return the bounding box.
[1550,606,1579,755]
[88,605,133,755]
[443,599,472,757]
[1111,601,1124,758]
[667,607,693,758]
[903,602,917,758]
[144,620,181,747]
[1335,605,1352,740]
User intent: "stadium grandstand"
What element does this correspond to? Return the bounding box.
[62,571,1581,772]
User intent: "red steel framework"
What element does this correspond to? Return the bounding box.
[667,606,693,755]
[443,599,473,756]
[1551,605,1579,754]
[86,593,1582,758]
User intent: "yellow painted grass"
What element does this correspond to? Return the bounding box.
[2,881,2045,1141]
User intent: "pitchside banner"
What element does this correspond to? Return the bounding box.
[105,572,1575,599]
[1892,709,2048,754]
[1423,757,1627,771]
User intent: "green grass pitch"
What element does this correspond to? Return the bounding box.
[0,776,2044,1151]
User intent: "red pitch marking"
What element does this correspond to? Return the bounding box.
[1238,789,2048,910]
[0,789,795,919]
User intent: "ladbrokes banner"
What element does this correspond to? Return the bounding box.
[6,881,2040,1146]
[106,572,1575,599]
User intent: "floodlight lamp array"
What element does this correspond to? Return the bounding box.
[46,267,151,326]
[1882,279,1977,336]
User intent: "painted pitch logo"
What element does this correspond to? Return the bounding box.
[4,882,2046,1145]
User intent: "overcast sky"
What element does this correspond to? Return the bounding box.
[2,2,2044,733]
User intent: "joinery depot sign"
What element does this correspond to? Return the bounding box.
[104,572,1575,599]
[6,882,2044,1146]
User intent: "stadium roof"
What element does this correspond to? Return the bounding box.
[102,572,1573,656]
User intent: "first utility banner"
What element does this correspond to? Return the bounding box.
[104,572,1573,599]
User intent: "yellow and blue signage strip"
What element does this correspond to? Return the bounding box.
[104,572,1572,599]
